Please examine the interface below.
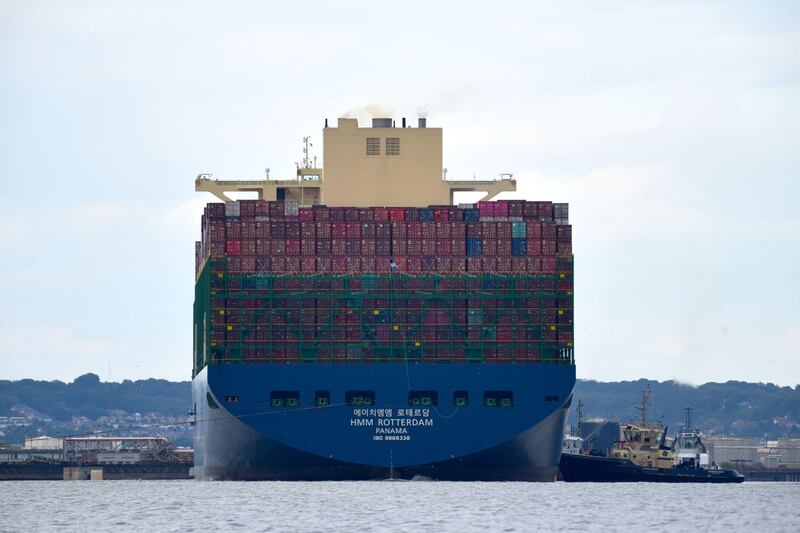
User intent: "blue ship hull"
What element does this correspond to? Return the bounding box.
[192,363,575,481]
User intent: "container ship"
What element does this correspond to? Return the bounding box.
[191,116,576,480]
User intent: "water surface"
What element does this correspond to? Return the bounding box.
[1,481,798,532]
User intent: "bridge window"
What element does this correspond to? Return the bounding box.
[366,138,380,156]
[408,391,438,407]
[484,391,513,407]
[270,391,300,408]
[454,390,469,407]
[315,391,330,407]
[386,137,400,155]
[346,390,375,406]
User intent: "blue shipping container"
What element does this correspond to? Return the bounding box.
[511,238,527,256]
[466,238,483,256]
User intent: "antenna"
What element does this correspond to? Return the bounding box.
[302,136,313,169]
[576,399,584,437]
[634,385,652,426]
[265,167,270,179]
[683,406,694,432]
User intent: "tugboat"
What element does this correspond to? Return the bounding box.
[559,392,744,483]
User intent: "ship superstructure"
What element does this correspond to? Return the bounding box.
[192,116,576,480]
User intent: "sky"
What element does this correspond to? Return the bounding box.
[0,1,798,385]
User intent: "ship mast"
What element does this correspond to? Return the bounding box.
[634,386,652,426]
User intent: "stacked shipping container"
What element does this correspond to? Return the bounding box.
[193,200,573,367]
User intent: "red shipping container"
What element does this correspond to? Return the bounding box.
[526,222,542,239]
[285,222,300,239]
[483,239,497,256]
[497,222,512,238]
[301,256,316,272]
[346,239,361,255]
[541,257,557,273]
[210,240,225,256]
[466,222,482,238]
[374,257,391,272]
[541,222,557,240]
[316,256,331,272]
[270,256,286,272]
[360,222,376,238]
[346,257,361,272]
[331,222,347,238]
[301,239,316,256]
[285,238,301,255]
[376,239,391,256]
[407,256,423,272]
[361,239,376,256]
[361,256,376,272]
[497,239,512,256]
[299,207,314,221]
[314,207,330,221]
[226,256,242,272]
[242,239,257,256]
[436,238,452,256]
[478,201,495,217]
[316,238,331,255]
[316,222,331,238]
[254,220,270,238]
[524,201,537,219]
[451,256,466,273]
[433,207,449,222]
[239,200,257,216]
[225,220,241,239]
[407,239,422,255]
[300,221,316,239]
[452,239,466,255]
[391,239,407,256]
[372,207,389,221]
[407,222,422,239]
[391,221,407,238]
[508,200,525,217]
[285,257,300,273]
[541,239,557,256]
[389,208,405,221]
[436,257,452,272]
[512,257,527,273]
[270,220,286,238]
[497,256,512,272]
[537,202,554,218]
[482,257,497,271]
[435,221,451,238]
[332,239,347,256]
[241,256,256,271]
[450,221,466,238]
[526,257,541,272]
[495,200,510,217]
[375,222,390,239]
[226,240,241,255]
[466,257,482,272]
[421,239,437,255]
[527,239,542,256]
[271,239,286,255]
[346,221,361,239]
[332,256,348,272]
[421,222,436,239]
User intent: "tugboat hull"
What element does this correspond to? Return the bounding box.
[559,453,744,483]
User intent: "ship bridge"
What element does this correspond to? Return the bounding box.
[195,116,516,205]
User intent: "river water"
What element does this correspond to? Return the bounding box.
[1,481,798,532]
